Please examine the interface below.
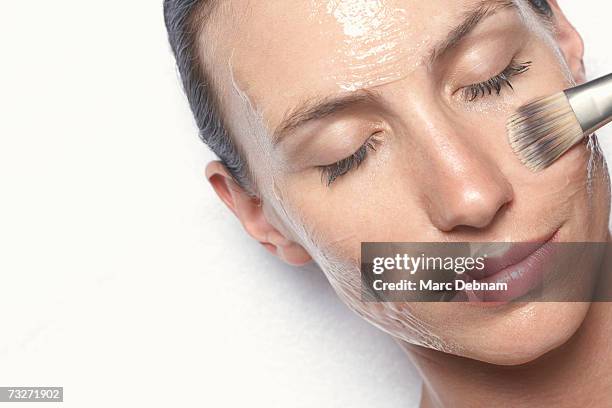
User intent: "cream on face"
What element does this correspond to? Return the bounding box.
[311,0,429,91]
[202,0,611,363]
[213,0,434,140]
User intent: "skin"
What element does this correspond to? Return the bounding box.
[198,0,612,406]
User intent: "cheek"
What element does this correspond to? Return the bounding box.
[278,163,432,262]
[540,142,610,240]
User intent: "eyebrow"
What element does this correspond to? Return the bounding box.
[429,0,516,63]
[272,0,517,146]
[272,89,384,145]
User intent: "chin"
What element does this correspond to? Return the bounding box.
[459,302,591,366]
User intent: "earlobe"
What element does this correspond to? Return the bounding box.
[205,161,312,266]
[265,228,313,266]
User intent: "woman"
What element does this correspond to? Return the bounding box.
[164,0,612,406]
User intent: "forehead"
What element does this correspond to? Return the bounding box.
[205,0,496,131]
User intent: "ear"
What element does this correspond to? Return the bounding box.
[547,0,586,83]
[205,161,312,266]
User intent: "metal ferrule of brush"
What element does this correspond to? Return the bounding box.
[564,73,612,136]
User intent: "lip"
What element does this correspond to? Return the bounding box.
[454,228,560,304]
[466,232,557,280]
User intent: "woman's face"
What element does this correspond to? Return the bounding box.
[203,0,611,364]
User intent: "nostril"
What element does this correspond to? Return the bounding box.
[433,184,513,232]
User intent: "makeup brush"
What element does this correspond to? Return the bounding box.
[507,73,612,171]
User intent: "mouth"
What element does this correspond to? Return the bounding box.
[454,228,561,304]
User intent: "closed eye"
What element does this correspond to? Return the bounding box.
[462,59,532,102]
[317,132,384,187]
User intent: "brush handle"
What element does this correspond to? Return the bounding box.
[565,73,612,135]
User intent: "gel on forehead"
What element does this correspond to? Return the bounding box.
[311,0,429,92]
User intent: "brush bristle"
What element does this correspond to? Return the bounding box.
[506,92,584,171]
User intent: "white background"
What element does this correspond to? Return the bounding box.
[0,1,610,407]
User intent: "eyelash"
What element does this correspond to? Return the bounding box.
[317,60,532,186]
[317,132,383,186]
[462,59,532,102]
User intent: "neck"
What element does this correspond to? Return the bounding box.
[399,240,612,408]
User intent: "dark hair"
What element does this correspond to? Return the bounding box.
[163,0,552,192]
[163,0,253,193]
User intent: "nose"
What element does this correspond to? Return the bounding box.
[423,136,514,233]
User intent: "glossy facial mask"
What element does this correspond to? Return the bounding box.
[308,0,566,94]
[310,0,429,92]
